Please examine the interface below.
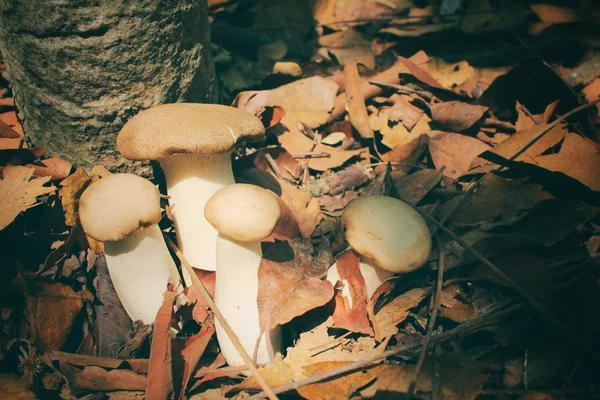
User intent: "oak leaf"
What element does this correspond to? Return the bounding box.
[0,165,55,230]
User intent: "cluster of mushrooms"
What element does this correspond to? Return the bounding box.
[77,103,432,370]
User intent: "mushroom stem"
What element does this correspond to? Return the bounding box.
[327,254,394,307]
[104,224,181,324]
[160,152,234,272]
[214,234,281,369]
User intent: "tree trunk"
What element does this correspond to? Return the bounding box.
[0,0,216,173]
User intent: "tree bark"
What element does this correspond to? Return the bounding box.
[0,0,216,173]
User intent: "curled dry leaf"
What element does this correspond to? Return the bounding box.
[343,61,374,139]
[26,156,72,180]
[258,238,335,329]
[233,76,339,129]
[429,132,491,179]
[0,165,55,230]
[430,101,488,132]
[331,250,373,335]
[179,328,215,400]
[145,289,177,400]
[373,287,429,342]
[59,168,92,227]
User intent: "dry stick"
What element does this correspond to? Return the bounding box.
[163,235,279,400]
[246,301,522,400]
[407,235,445,396]
[421,216,600,364]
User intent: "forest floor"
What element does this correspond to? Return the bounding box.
[1,0,600,399]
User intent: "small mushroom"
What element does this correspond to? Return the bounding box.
[204,183,281,368]
[79,173,181,324]
[117,104,265,272]
[327,195,432,302]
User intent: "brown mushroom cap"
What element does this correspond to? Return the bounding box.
[342,195,431,273]
[204,184,281,242]
[79,174,161,242]
[117,103,265,160]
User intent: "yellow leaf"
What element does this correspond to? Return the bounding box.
[59,168,91,227]
[0,166,55,230]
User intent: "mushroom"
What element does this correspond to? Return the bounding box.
[117,104,265,272]
[327,195,432,302]
[79,173,181,324]
[204,183,281,368]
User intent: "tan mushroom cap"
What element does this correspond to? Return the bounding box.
[117,103,265,160]
[204,184,281,242]
[342,195,431,273]
[79,174,161,242]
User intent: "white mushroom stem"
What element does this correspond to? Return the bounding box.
[214,234,281,370]
[104,224,181,324]
[160,152,235,273]
[326,255,394,308]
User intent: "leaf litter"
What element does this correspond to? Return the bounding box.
[3,2,600,400]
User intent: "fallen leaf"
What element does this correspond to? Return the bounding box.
[319,29,375,69]
[0,120,20,139]
[331,250,373,335]
[399,55,446,90]
[0,166,55,230]
[437,174,553,228]
[296,198,325,238]
[233,76,339,128]
[59,168,92,227]
[145,289,177,400]
[235,146,302,182]
[430,101,488,132]
[321,132,347,146]
[429,132,491,179]
[429,59,476,90]
[179,328,215,400]
[343,62,374,139]
[370,107,417,149]
[515,101,538,131]
[314,0,397,29]
[373,287,429,341]
[51,362,146,395]
[388,95,424,130]
[226,358,294,396]
[26,156,72,179]
[439,284,478,323]
[297,361,384,400]
[25,281,84,352]
[393,169,442,206]
[461,1,528,33]
[45,350,148,374]
[305,166,371,197]
[258,238,334,329]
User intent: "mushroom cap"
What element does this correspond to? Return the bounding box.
[79,173,161,242]
[117,103,265,160]
[204,184,281,242]
[342,195,431,273]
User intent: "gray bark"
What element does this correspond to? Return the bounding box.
[0,0,216,173]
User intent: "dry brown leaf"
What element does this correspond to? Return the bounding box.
[535,133,600,191]
[0,120,20,139]
[461,1,528,33]
[370,107,417,149]
[344,62,374,138]
[319,29,375,69]
[298,361,384,400]
[393,169,442,206]
[381,135,425,164]
[399,55,445,90]
[258,238,334,329]
[331,250,373,335]
[145,289,176,400]
[515,101,538,131]
[52,362,146,395]
[59,168,92,227]
[429,132,491,179]
[582,78,600,117]
[430,101,488,132]
[429,59,476,89]
[0,165,55,230]
[314,0,397,29]
[25,281,83,352]
[233,76,339,129]
[179,328,215,400]
[296,198,325,238]
[226,358,294,396]
[373,287,429,341]
[276,113,368,171]
[439,284,478,323]
[388,95,424,130]
[26,156,72,180]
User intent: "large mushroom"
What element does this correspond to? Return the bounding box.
[117,104,265,272]
[327,195,432,302]
[79,173,181,324]
[204,183,281,368]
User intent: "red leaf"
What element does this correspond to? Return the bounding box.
[145,289,177,400]
[331,250,373,335]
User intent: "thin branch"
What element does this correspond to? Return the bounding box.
[163,235,279,400]
[407,235,445,396]
[421,215,600,364]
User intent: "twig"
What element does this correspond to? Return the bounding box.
[163,235,279,400]
[421,215,600,364]
[480,388,598,398]
[408,235,445,396]
[308,331,351,352]
[264,153,282,180]
[245,301,522,400]
[290,151,331,159]
[431,341,442,400]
